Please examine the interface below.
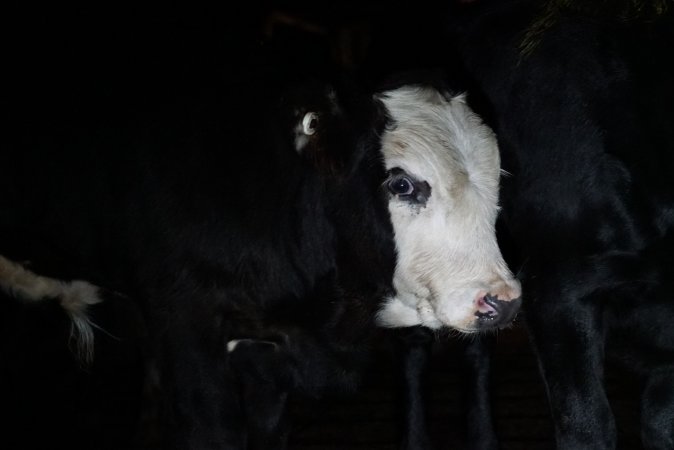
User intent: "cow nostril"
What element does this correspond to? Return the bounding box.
[475,294,499,320]
[475,293,522,329]
[483,293,502,311]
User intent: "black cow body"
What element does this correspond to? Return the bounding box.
[2,6,526,447]
[450,1,674,448]
[2,64,397,448]
[2,74,521,449]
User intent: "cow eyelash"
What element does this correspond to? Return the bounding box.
[387,173,416,197]
[385,168,432,206]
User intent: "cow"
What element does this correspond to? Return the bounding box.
[2,75,521,449]
[2,11,522,446]
[448,0,674,448]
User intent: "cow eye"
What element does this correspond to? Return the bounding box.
[388,175,415,196]
[386,168,431,206]
[302,112,318,135]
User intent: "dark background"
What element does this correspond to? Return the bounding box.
[4,2,452,114]
[1,2,643,449]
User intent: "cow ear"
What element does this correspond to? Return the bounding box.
[294,111,320,154]
[292,87,369,178]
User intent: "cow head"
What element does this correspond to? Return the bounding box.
[375,85,521,332]
[275,80,519,333]
[278,80,379,180]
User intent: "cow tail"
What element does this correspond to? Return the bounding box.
[58,280,103,365]
[0,254,103,365]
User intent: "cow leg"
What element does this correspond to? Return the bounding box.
[526,294,616,450]
[243,382,289,450]
[228,339,292,450]
[640,367,674,450]
[460,336,499,450]
[397,326,435,450]
[158,339,247,449]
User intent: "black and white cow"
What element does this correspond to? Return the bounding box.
[449,0,674,448]
[2,37,520,448]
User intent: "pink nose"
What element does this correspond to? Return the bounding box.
[474,280,522,330]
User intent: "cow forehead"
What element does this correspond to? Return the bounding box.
[378,86,501,201]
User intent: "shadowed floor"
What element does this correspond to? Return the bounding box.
[1,293,641,450]
[287,323,642,450]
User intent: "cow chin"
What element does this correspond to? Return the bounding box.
[376,286,521,333]
[377,296,470,332]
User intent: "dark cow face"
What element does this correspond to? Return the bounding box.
[278,81,379,180]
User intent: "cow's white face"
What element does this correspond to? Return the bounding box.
[376,86,521,332]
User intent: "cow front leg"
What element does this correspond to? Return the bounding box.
[397,326,435,450]
[526,295,616,450]
[460,336,499,450]
[227,339,292,450]
[157,334,247,450]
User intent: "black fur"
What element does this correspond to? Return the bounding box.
[2,50,401,448]
[449,0,674,448]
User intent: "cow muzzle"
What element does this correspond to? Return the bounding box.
[474,281,522,330]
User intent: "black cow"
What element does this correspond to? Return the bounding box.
[449,0,674,448]
[1,46,521,450]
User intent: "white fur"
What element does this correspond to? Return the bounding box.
[0,254,102,363]
[376,86,521,331]
[294,111,319,152]
[302,112,318,135]
[294,121,310,152]
[227,339,243,353]
[226,338,278,353]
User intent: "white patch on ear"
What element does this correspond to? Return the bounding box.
[302,112,318,135]
[294,111,319,152]
[0,254,102,364]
